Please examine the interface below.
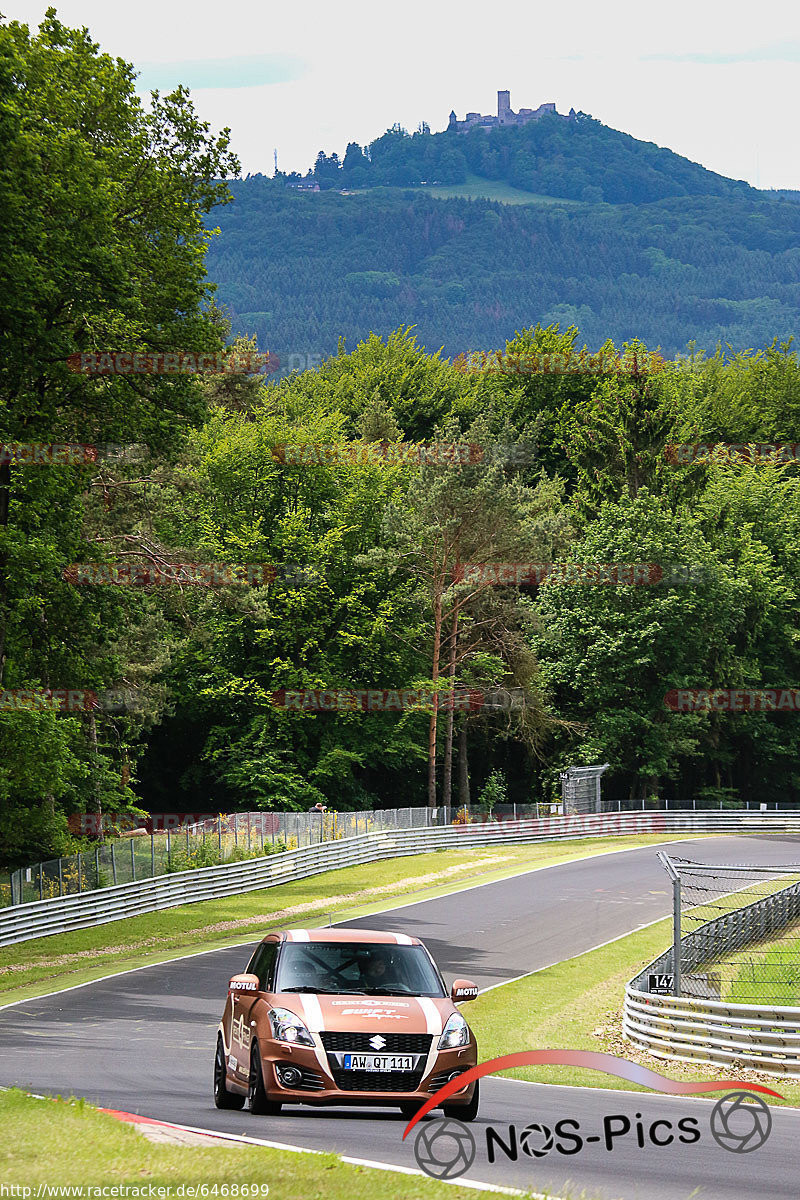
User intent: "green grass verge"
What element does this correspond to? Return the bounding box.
[727,920,800,1004]
[1,1088,575,1198]
[0,835,684,1007]
[467,919,800,1107]
[679,875,800,1004]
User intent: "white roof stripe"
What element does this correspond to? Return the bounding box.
[289,929,310,942]
[394,933,413,945]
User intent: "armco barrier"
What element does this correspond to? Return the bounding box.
[623,987,800,1078]
[624,859,800,1077]
[4,810,800,948]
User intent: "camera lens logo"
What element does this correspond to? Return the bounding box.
[413,1117,476,1179]
[710,1091,772,1153]
[520,1122,554,1157]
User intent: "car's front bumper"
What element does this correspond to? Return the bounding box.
[259,1037,478,1107]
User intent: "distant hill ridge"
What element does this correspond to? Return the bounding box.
[278,95,754,206]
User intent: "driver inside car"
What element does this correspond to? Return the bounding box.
[359,952,392,990]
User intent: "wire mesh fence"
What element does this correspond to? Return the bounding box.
[1,802,557,908]
[658,855,800,1005]
[598,798,797,812]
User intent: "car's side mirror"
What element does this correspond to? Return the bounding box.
[451,978,479,1002]
[228,972,260,995]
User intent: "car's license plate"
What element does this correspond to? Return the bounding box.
[342,1054,415,1071]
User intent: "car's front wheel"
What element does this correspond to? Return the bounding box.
[248,1041,283,1115]
[443,1078,479,1122]
[214,1035,245,1110]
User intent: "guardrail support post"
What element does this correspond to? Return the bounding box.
[672,874,681,997]
[658,851,682,998]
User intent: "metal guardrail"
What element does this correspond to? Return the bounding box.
[623,987,800,1077]
[5,809,800,949]
[624,862,800,1076]
[5,803,556,907]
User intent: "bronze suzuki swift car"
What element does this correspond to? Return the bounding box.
[214,927,480,1119]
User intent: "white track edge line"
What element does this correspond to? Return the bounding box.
[105,1111,538,1197]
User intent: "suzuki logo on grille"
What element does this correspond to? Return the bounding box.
[369,1034,387,1050]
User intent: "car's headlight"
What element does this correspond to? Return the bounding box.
[438,1013,470,1049]
[268,1007,315,1047]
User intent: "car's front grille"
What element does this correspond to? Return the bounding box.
[331,1068,425,1093]
[321,1032,433,1054]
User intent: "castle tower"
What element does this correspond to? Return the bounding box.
[498,90,511,118]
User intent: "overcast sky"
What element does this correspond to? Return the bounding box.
[9,0,800,189]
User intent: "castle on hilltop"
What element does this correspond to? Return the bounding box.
[448,90,570,133]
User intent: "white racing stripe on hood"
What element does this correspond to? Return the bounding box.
[418,997,444,1080]
[297,995,331,1077]
[298,993,325,1033]
[418,996,443,1036]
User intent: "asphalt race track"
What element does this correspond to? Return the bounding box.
[2,835,800,1199]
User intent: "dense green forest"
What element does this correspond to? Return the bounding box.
[207,180,800,362]
[3,13,800,869]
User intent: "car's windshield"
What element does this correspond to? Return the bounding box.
[274,941,446,997]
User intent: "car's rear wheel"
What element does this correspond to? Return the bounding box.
[443,1078,479,1122]
[214,1035,245,1110]
[248,1041,282,1115]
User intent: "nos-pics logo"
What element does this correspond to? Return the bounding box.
[412,1093,772,1181]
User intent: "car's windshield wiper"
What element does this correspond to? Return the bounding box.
[281,986,337,994]
[280,986,367,995]
[361,986,412,995]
